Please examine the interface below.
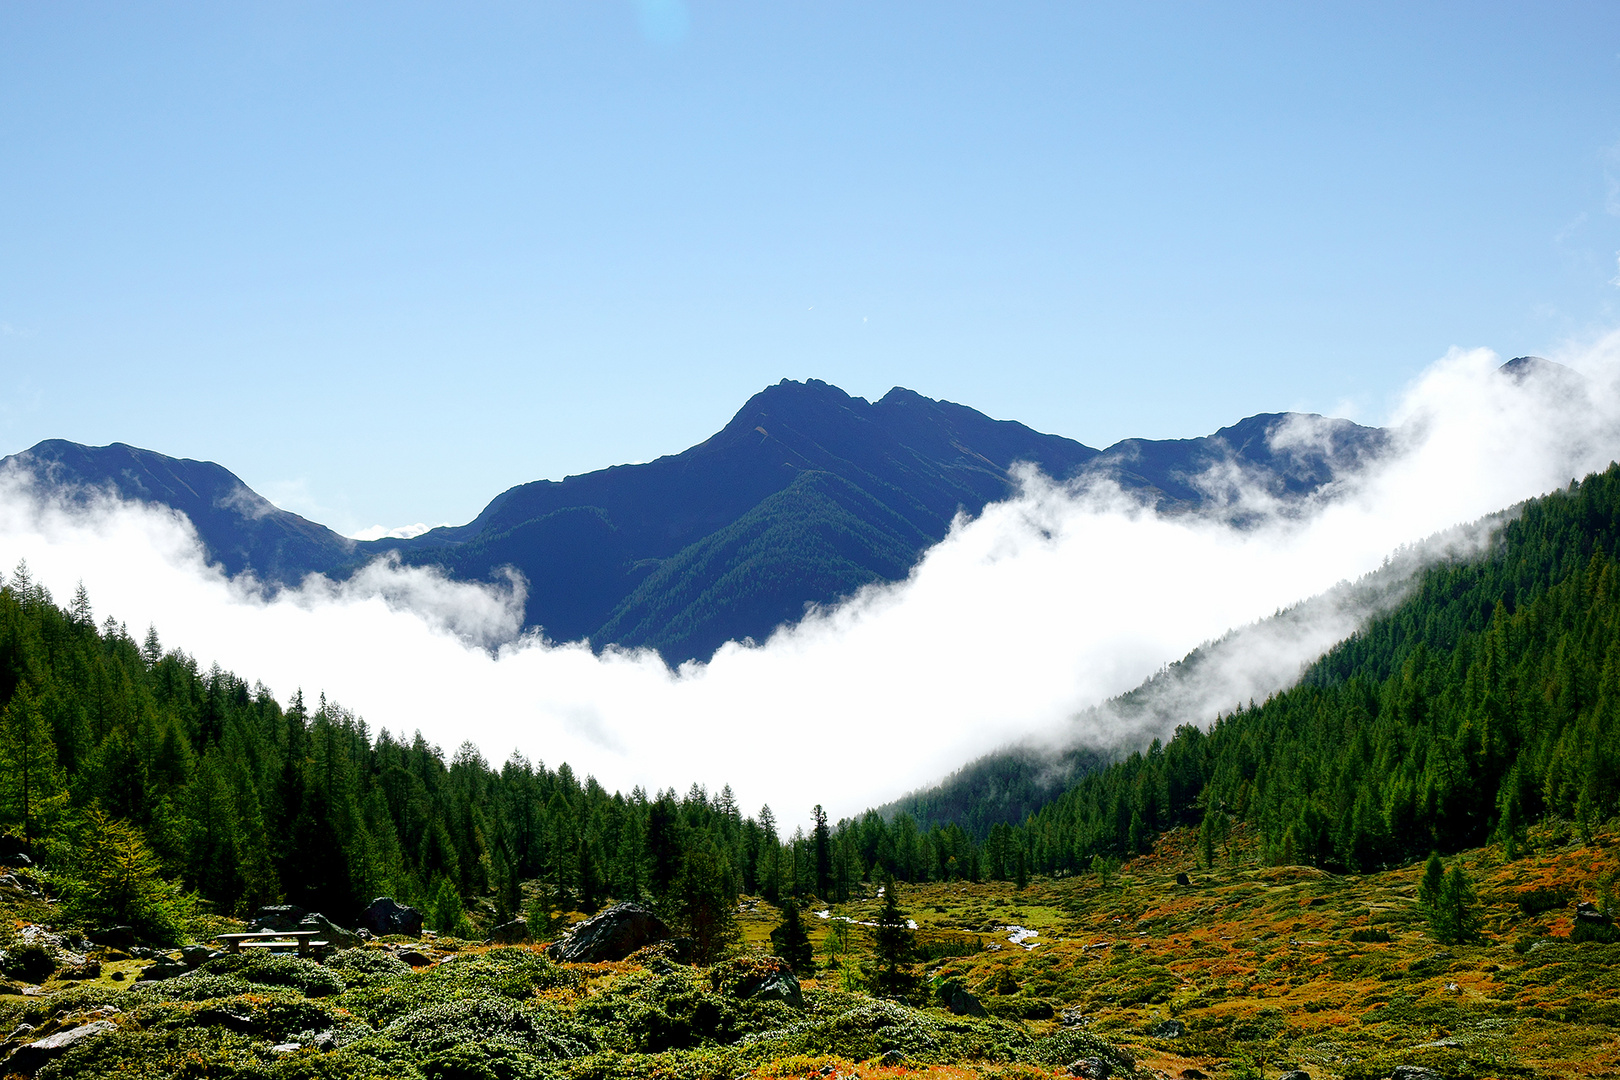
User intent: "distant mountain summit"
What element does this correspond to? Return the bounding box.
[4,439,355,582]
[1,379,1385,663]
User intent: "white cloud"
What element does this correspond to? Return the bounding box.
[2,342,1619,829]
[348,523,448,542]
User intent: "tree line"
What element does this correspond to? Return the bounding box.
[0,565,1038,946]
[1009,463,1620,876]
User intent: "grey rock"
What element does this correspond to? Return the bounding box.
[735,964,804,1008]
[87,926,134,950]
[4,1020,116,1073]
[137,959,188,981]
[944,987,988,1017]
[396,949,433,967]
[1575,901,1610,925]
[5,1024,34,1042]
[1151,1018,1185,1038]
[1068,1058,1111,1079]
[1389,1068,1443,1080]
[59,961,101,980]
[1278,1072,1312,1080]
[880,1050,906,1066]
[298,912,359,949]
[252,905,307,932]
[271,1042,302,1053]
[546,903,673,963]
[359,897,423,938]
[181,945,219,968]
[488,918,530,945]
[1059,1006,1091,1027]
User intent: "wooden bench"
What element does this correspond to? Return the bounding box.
[215,930,329,958]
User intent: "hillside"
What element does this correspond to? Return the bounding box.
[2,379,1385,664]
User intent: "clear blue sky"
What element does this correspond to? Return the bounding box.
[4,2,1620,534]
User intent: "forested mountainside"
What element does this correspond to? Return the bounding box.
[1000,462,1620,875]
[3,462,1620,963]
[3,379,1384,664]
[0,564,1027,947]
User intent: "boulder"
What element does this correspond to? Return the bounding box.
[137,959,188,981]
[733,961,804,1008]
[59,961,101,981]
[488,919,530,945]
[880,1050,906,1066]
[1068,1058,1111,1079]
[88,927,135,950]
[546,903,673,963]
[298,912,360,949]
[1575,901,1610,925]
[359,897,423,938]
[1176,1071,1208,1080]
[1389,1069,1443,1080]
[181,946,223,968]
[943,986,988,1017]
[1151,1018,1185,1038]
[396,949,434,967]
[1175,872,1191,887]
[0,835,30,866]
[1278,1072,1312,1080]
[4,1021,116,1074]
[252,905,307,932]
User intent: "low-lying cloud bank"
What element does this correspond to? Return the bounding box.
[3,344,1619,825]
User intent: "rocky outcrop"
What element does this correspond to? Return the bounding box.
[488,919,530,945]
[546,903,672,963]
[3,1021,116,1074]
[359,897,424,938]
[299,912,360,949]
[943,986,988,1017]
[251,905,307,932]
[729,959,804,1008]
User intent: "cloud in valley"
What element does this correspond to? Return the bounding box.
[3,343,1620,827]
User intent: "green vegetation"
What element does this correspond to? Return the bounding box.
[1004,464,1620,880]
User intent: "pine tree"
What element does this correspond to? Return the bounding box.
[0,684,67,848]
[1418,852,1445,910]
[866,877,919,1000]
[141,625,163,667]
[769,901,815,974]
[1421,856,1480,944]
[670,837,738,963]
[69,581,92,625]
[812,805,832,899]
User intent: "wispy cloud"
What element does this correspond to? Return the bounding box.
[2,344,1618,828]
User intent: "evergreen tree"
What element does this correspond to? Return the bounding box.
[69,581,92,625]
[865,877,919,1000]
[670,837,738,963]
[1422,857,1481,944]
[812,804,832,898]
[141,625,163,667]
[0,684,66,848]
[769,901,815,974]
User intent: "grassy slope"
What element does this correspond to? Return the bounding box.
[8,816,1620,1080]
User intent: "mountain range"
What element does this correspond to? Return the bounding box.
[2,378,1386,664]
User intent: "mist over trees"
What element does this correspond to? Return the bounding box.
[6,462,1620,941]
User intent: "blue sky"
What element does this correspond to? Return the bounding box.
[4,2,1620,534]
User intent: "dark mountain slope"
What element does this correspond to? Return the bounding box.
[372,379,1107,656]
[0,440,354,584]
[1079,411,1386,508]
[3,379,1385,664]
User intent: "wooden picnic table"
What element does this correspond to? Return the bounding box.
[215,930,328,957]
